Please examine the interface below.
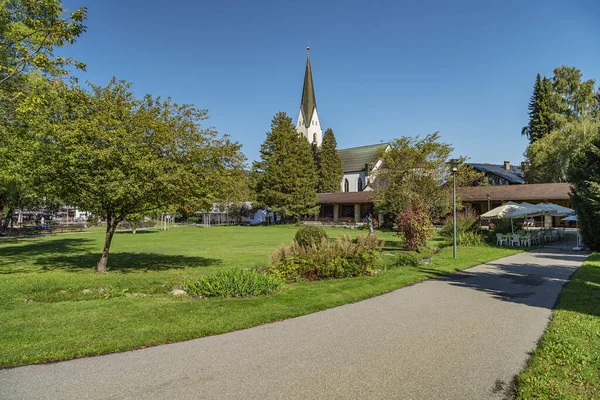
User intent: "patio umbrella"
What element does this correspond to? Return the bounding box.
[481,202,531,233]
[540,202,575,216]
[561,215,582,250]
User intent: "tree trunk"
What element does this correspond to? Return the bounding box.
[96,218,118,273]
[2,208,14,231]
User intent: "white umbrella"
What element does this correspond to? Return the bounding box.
[540,202,575,217]
[481,202,531,233]
[561,215,582,250]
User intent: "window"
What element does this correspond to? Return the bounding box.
[313,133,317,143]
[344,179,349,192]
[357,177,363,191]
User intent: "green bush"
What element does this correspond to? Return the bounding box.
[183,269,284,298]
[294,225,329,247]
[491,218,521,235]
[393,252,421,267]
[456,231,487,246]
[440,213,479,238]
[269,234,381,282]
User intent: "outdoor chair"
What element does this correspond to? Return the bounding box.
[536,231,543,244]
[496,233,506,247]
[510,233,521,246]
[521,234,532,246]
[544,231,552,242]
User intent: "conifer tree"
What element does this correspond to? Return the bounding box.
[252,112,318,220]
[522,74,554,143]
[317,128,344,193]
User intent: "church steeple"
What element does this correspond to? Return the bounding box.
[296,47,323,147]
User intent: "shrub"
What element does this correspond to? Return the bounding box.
[295,225,329,247]
[440,213,479,239]
[491,218,521,235]
[393,252,421,267]
[395,206,432,251]
[456,231,487,246]
[183,269,284,298]
[269,234,381,282]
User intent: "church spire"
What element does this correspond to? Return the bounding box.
[296,46,323,147]
[300,47,316,129]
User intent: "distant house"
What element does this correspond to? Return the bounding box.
[468,161,525,186]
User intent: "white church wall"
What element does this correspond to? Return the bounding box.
[341,171,366,193]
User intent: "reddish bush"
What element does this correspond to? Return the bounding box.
[395,206,433,251]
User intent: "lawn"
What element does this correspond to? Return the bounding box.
[0,225,523,368]
[515,252,600,399]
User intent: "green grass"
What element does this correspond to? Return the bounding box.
[0,225,522,368]
[515,253,600,399]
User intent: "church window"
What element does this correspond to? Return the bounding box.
[313,133,317,143]
[357,177,363,191]
[344,179,349,192]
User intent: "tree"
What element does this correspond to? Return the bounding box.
[523,66,600,183]
[522,74,554,143]
[252,112,319,220]
[525,118,600,183]
[568,132,600,251]
[0,0,87,86]
[375,133,449,219]
[317,128,343,193]
[31,78,245,272]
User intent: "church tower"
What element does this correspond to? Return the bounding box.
[296,47,323,147]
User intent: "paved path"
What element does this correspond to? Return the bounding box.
[0,242,589,400]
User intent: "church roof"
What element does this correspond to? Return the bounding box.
[300,53,316,129]
[337,143,389,173]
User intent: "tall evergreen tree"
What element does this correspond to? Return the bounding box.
[252,112,318,220]
[317,128,344,193]
[522,74,554,143]
[568,131,600,251]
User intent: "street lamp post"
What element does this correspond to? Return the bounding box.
[448,159,460,259]
[487,194,491,212]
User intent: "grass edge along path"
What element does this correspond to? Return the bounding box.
[0,244,524,369]
[515,253,600,400]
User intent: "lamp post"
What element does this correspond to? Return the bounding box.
[487,194,491,212]
[448,159,460,259]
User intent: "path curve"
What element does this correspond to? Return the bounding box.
[0,242,588,399]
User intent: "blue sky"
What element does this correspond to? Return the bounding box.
[62,0,599,167]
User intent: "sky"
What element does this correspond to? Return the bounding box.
[61,0,599,167]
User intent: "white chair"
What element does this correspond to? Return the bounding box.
[544,231,552,242]
[496,233,506,247]
[521,234,531,246]
[510,234,521,246]
[536,231,543,244]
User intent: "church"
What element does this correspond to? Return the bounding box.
[295,48,385,224]
[295,48,389,195]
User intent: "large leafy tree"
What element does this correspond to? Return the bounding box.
[252,112,318,220]
[374,133,483,219]
[317,128,343,193]
[29,78,245,272]
[0,0,87,86]
[0,0,87,229]
[568,132,600,251]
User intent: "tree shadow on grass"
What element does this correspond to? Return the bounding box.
[33,252,222,272]
[0,237,221,273]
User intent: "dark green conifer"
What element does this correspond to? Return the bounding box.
[252,112,318,220]
[317,128,344,193]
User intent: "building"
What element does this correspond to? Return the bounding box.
[459,182,572,227]
[296,48,387,194]
[468,161,525,185]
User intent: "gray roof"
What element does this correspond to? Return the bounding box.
[468,163,525,184]
[337,143,389,173]
[299,53,316,128]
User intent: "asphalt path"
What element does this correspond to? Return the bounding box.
[0,242,588,399]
